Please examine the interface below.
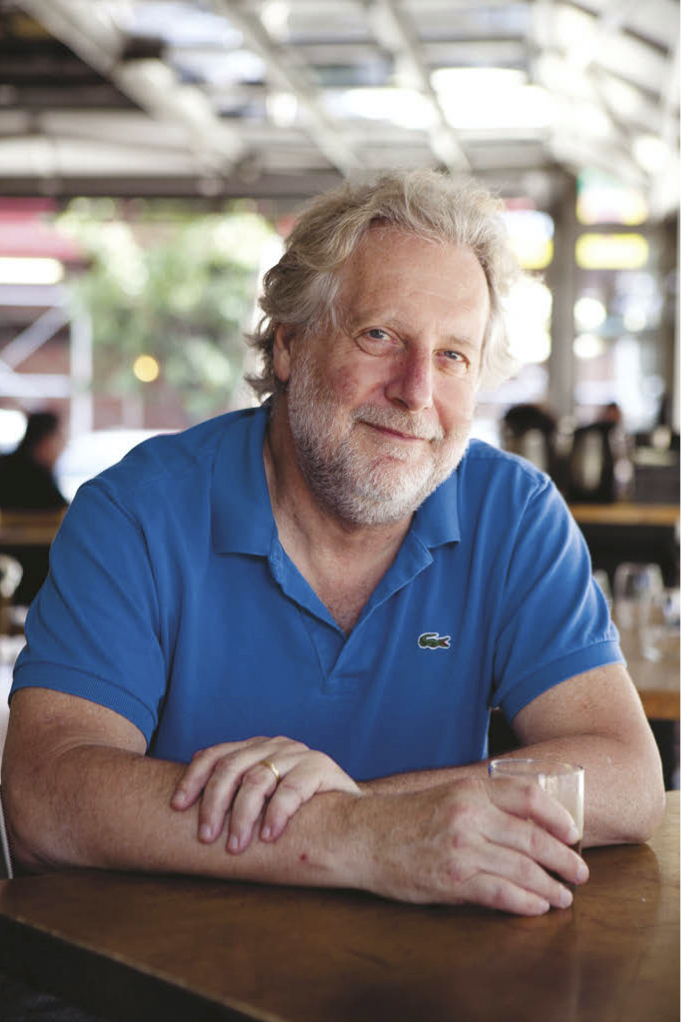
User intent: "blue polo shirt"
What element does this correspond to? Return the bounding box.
[11,404,622,780]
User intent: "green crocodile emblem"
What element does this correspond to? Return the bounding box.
[418,632,451,650]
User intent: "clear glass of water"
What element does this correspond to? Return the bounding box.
[488,757,585,855]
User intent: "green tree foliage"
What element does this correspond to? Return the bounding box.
[59,200,275,422]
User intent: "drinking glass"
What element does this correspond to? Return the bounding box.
[613,562,664,632]
[592,569,612,610]
[488,758,584,854]
[640,586,680,663]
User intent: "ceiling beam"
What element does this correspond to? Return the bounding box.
[16,0,247,173]
[650,33,680,219]
[0,170,345,201]
[572,0,656,176]
[0,305,70,370]
[367,0,470,173]
[565,0,640,76]
[660,34,679,140]
[208,0,362,176]
[531,0,660,189]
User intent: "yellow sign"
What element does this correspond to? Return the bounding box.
[575,233,649,269]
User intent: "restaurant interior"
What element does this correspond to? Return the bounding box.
[0,2,678,1020]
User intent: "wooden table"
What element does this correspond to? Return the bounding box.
[568,502,679,598]
[569,502,679,528]
[0,509,65,548]
[0,794,677,1022]
[566,500,680,721]
[616,612,680,723]
[618,627,680,721]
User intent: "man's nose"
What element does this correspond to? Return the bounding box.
[385,349,434,412]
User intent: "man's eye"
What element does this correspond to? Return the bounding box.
[357,329,394,354]
[441,351,470,372]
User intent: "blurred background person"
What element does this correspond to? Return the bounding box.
[0,411,67,512]
[0,411,67,607]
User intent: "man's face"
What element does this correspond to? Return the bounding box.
[275,228,490,526]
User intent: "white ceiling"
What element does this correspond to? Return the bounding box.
[0,0,678,216]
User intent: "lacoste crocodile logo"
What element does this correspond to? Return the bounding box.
[418,632,451,650]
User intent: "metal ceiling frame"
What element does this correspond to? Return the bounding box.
[17,0,247,172]
[367,0,471,173]
[0,0,677,215]
[209,0,363,175]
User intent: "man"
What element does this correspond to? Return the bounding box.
[2,171,664,917]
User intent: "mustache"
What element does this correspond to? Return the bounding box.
[352,404,445,442]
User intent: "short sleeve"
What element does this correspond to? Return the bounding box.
[11,480,167,743]
[491,476,623,721]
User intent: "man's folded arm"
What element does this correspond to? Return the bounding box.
[7,662,661,879]
[2,687,366,888]
[166,664,665,852]
[361,663,666,848]
[2,686,591,916]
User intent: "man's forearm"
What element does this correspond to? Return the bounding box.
[6,743,365,890]
[363,731,665,848]
[7,730,661,886]
[5,740,594,913]
[361,760,485,795]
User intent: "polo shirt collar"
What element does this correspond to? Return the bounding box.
[212,403,275,555]
[410,462,461,548]
[211,402,462,554]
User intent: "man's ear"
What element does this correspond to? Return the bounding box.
[272,324,297,385]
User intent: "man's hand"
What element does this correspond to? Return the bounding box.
[4,682,655,916]
[351,777,589,915]
[170,736,360,853]
[169,738,588,914]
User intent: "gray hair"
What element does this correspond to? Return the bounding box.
[247,169,521,399]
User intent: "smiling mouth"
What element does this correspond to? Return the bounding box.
[361,421,431,443]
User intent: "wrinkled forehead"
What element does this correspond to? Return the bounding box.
[335,226,491,322]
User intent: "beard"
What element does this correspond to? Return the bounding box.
[285,347,472,526]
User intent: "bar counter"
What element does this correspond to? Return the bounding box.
[0,793,678,1022]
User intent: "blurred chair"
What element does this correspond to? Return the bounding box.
[0,787,13,879]
[502,404,558,477]
[0,509,64,608]
[0,556,22,637]
[567,404,633,504]
[567,423,618,502]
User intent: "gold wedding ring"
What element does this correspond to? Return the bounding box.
[259,758,281,784]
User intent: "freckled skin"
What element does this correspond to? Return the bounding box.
[289,229,489,454]
[271,229,491,528]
